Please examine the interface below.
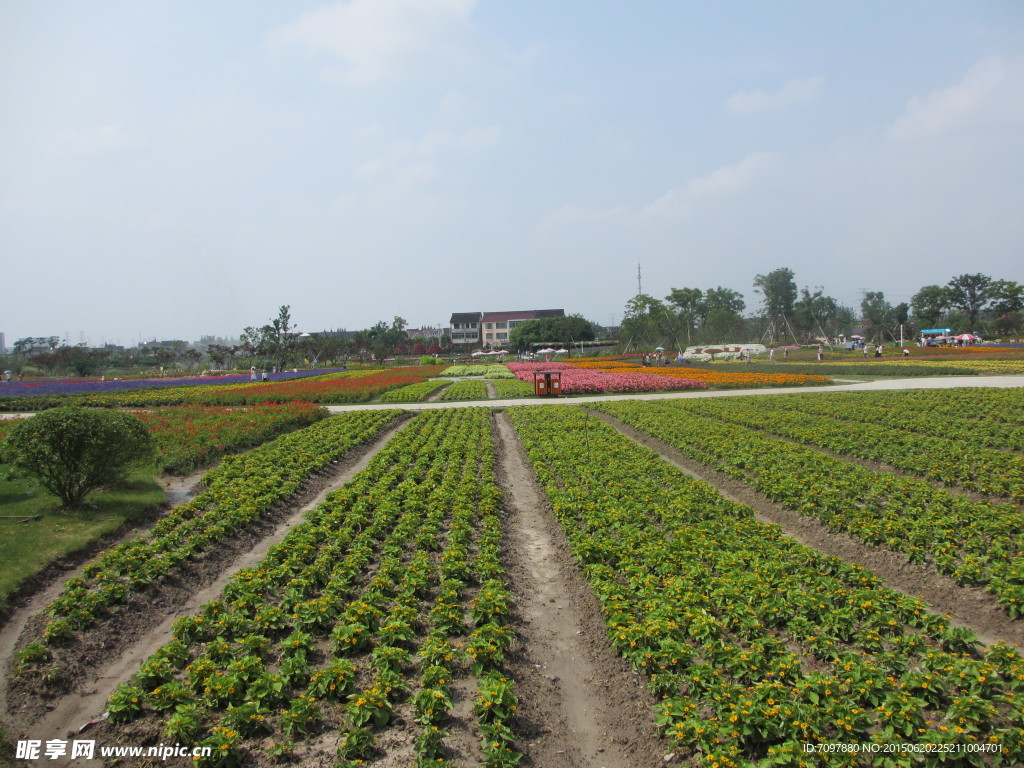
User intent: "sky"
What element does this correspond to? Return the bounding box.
[2,1,1023,346]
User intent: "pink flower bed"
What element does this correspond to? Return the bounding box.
[506,363,708,394]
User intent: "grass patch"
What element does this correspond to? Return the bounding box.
[0,463,165,609]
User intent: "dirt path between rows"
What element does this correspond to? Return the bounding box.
[2,415,414,752]
[492,412,670,768]
[589,409,1024,650]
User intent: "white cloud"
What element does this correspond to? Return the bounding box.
[553,152,782,227]
[639,189,679,218]
[685,152,782,198]
[888,57,1005,140]
[273,0,475,83]
[725,76,824,115]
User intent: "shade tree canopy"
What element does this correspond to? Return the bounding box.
[508,315,596,352]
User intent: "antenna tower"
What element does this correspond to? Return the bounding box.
[637,260,643,296]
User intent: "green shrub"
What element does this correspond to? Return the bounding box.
[2,407,154,508]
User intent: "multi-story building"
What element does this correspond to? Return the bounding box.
[449,309,565,348]
[449,313,483,346]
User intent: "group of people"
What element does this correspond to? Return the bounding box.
[641,352,680,366]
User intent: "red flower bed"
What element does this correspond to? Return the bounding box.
[506,363,707,394]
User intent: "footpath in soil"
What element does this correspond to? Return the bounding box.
[493,411,669,768]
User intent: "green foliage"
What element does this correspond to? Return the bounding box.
[2,407,153,509]
[419,355,445,366]
[507,314,595,352]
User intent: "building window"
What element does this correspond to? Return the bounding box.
[486,322,493,329]
[496,322,507,329]
[497,332,507,340]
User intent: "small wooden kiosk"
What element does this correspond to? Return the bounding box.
[533,370,562,397]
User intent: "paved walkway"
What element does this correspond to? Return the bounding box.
[324,375,1024,414]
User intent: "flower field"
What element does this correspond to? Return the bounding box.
[438,380,489,401]
[507,362,708,394]
[567,360,833,388]
[491,379,534,399]
[135,402,328,474]
[508,404,1024,766]
[440,364,514,379]
[0,367,447,410]
[26,411,402,646]
[0,368,348,400]
[596,398,1024,618]
[6,382,1024,767]
[671,393,1024,501]
[85,408,518,767]
[378,380,450,403]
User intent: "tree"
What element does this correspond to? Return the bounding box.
[753,268,798,340]
[508,315,595,353]
[861,291,897,342]
[665,287,704,345]
[241,305,300,368]
[911,285,952,328]
[13,336,61,356]
[206,344,238,369]
[2,407,154,509]
[989,280,1024,335]
[367,317,408,362]
[792,288,842,339]
[946,273,992,328]
[620,294,678,348]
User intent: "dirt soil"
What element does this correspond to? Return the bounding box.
[1,415,413,753]
[493,411,671,768]
[588,408,1024,651]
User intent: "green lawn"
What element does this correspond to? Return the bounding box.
[0,463,165,609]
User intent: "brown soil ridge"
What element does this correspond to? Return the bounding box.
[2,414,413,745]
[588,408,1024,651]
[492,411,670,768]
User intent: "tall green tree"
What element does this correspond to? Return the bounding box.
[241,305,300,368]
[911,285,952,328]
[367,317,408,362]
[665,287,704,345]
[621,294,678,348]
[792,287,841,338]
[861,291,897,342]
[946,273,992,328]
[753,268,798,340]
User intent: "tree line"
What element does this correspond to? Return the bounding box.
[619,268,1022,348]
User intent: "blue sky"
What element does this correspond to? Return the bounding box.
[2,1,1022,345]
